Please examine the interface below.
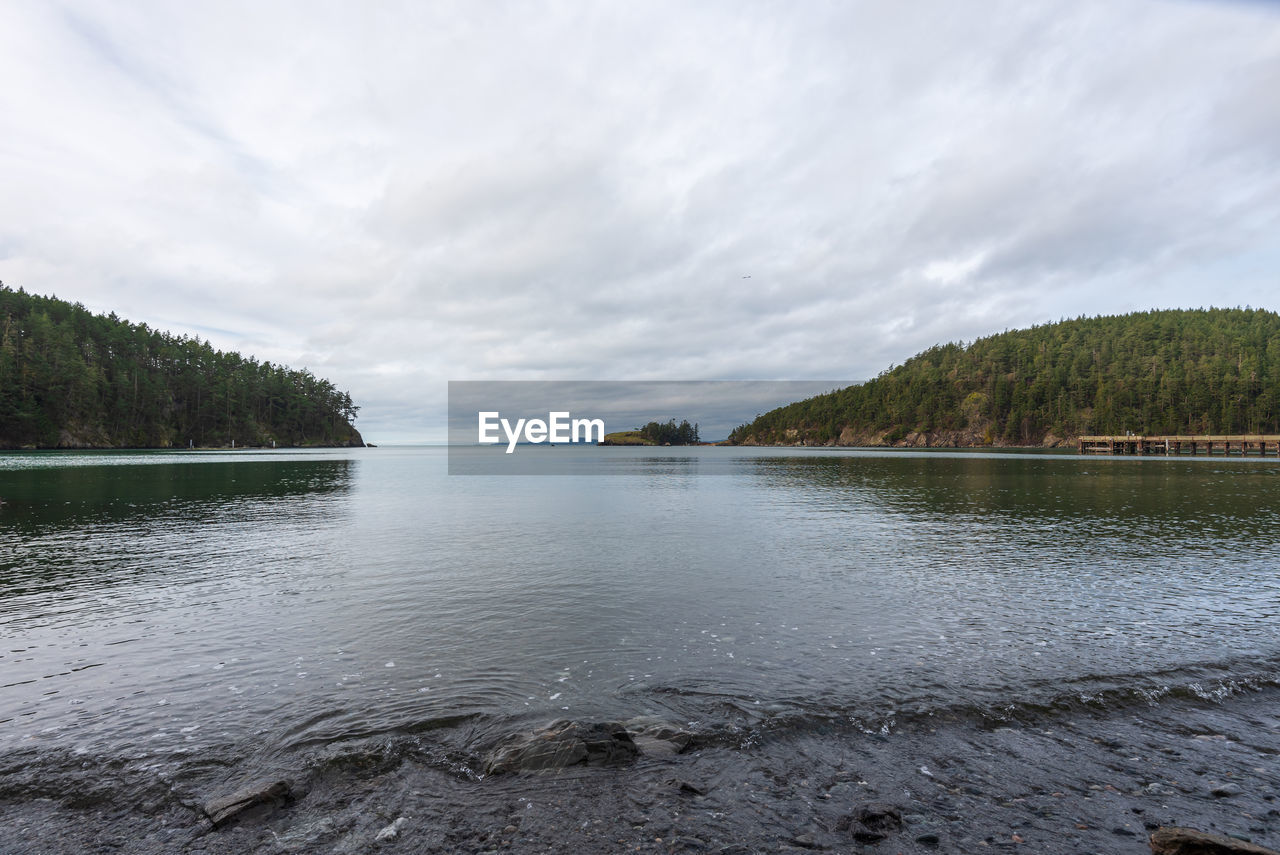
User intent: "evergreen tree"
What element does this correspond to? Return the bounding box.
[638,419,701,445]
[728,308,1280,446]
[0,283,362,448]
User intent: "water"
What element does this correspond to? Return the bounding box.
[2,446,1279,852]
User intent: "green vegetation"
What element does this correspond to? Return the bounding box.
[600,420,701,446]
[0,283,363,449]
[598,430,657,446]
[638,419,700,445]
[728,308,1280,447]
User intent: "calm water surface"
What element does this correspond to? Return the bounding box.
[2,446,1278,766]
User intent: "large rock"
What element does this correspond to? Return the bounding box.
[624,716,696,758]
[848,802,904,844]
[203,779,295,827]
[854,802,903,832]
[484,720,638,774]
[1150,827,1280,855]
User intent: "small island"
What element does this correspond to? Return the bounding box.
[599,419,701,446]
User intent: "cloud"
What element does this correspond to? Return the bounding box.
[1,0,1278,440]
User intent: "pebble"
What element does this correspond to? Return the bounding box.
[374,817,408,842]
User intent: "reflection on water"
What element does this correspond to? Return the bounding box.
[748,452,1280,524]
[1,446,1278,768]
[0,458,354,531]
[0,459,355,594]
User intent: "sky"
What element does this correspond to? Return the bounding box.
[1,1,1278,442]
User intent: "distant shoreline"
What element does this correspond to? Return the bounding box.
[0,441,365,451]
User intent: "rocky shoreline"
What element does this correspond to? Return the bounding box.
[2,688,1277,854]
[729,426,1075,449]
[0,436,366,450]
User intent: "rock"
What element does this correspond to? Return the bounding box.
[852,829,886,844]
[625,716,696,757]
[203,780,294,827]
[671,778,708,796]
[915,832,941,848]
[853,802,903,833]
[374,817,408,842]
[1212,783,1245,798]
[484,720,638,774]
[1150,826,1280,855]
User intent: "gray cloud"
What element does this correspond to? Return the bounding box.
[1,0,1277,441]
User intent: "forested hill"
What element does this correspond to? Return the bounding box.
[727,308,1280,448]
[0,284,363,449]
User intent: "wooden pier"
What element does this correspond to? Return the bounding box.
[1078,435,1280,455]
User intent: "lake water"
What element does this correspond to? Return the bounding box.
[2,446,1279,853]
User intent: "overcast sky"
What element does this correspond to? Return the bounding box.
[2,1,1278,441]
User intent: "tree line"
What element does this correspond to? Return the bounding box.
[728,308,1280,446]
[0,283,363,448]
[639,419,701,445]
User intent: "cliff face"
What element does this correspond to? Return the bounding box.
[2,425,366,450]
[302,426,365,449]
[734,424,1072,449]
[2,413,366,450]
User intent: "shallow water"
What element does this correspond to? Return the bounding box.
[2,446,1278,852]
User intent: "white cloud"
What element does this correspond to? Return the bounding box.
[1,0,1278,440]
